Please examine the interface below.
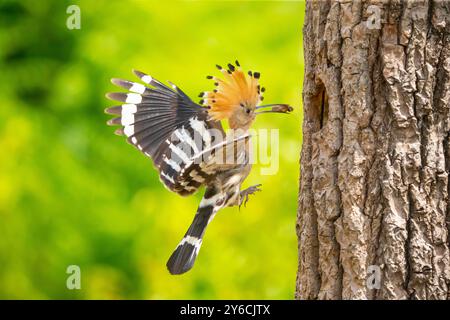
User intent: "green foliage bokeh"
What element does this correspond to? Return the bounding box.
[0,0,304,299]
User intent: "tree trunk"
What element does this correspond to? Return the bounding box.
[296,0,450,300]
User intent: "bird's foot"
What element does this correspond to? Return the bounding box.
[239,184,262,209]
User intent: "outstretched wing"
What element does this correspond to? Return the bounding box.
[105,70,224,196]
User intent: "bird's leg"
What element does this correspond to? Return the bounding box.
[238,184,262,208]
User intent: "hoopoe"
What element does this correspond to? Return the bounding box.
[105,61,292,275]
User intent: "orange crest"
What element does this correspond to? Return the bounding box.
[199,61,265,120]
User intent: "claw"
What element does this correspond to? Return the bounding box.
[238,184,262,209]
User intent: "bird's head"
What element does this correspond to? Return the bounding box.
[199,61,293,130]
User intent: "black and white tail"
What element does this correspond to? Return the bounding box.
[167,188,225,275]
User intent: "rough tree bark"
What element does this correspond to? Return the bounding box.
[296,0,450,299]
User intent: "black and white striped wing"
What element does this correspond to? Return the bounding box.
[178,133,251,183]
[105,70,222,196]
[158,113,226,195]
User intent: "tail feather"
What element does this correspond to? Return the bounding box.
[166,235,203,275]
[167,188,224,275]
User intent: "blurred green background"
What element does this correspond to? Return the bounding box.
[0,0,304,299]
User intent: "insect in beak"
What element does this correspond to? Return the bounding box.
[255,104,293,115]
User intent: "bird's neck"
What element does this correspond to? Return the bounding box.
[228,119,252,132]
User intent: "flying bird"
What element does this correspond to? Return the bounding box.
[105,61,292,274]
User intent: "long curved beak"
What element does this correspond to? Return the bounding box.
[255,104,293,115]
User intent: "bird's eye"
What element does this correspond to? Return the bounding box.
[246,109,251,114]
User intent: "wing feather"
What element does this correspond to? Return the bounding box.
[105,70,226,195]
